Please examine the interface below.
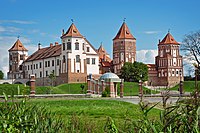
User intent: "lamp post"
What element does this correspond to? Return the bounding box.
[179,70,183,95]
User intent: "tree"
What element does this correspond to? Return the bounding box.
[49,71,56,87]
[121,62,148,82]
[0,70,4,79]
[181,30,200,68]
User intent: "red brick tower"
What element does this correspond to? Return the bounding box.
[155,32,183,86]
[113,21,136,75]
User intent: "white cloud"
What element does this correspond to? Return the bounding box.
[136,49,158,64]
[144,31,161,34]
[0,20,36,24]
[0,26,21,33]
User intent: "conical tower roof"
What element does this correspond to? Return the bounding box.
[98,44,105,52]
[159,32,179,45]
[113,22,135,40]
[61,23,83,38]
[8,39,28,52]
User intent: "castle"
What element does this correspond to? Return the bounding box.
[7,21,183,87]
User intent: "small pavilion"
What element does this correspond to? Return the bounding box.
[87,72,124,98]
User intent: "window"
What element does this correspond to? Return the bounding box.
[92,58,95,64]
[75,42,79,50]
[10,55,12,60]
[35,73,37,78]
[76,55,80,62]
[28,65,29,70]
[36,64,38,69]
[63,55,66,63]
[82,43,85,50]
[40,71,42,77]
[31,65,32,70]
[9,65,12,71]
[52,60,54,66]
[63,43,65,51]
[87,47,90,52]
[45,61,47,67]
[48,61,50,67]
[20,55,24,60]
[176,71,179,74]
[34,64,35,69]
[57,59,59,65]
[39,62,42,68]
[86,58,90,64]
[67,42,71,50]
[46,71,48,77]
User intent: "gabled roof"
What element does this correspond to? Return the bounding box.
[25,44,61,62]
[9,39,28,52]
[113,22,135,40]
[61,23,83,38]
[159,33,179,45]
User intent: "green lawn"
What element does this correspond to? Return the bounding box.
[170,81,200,92]
[27,99,160,132]
[1,81,198,95]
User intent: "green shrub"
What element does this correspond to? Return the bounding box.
[102,87,110,97]
[0,94,65,132]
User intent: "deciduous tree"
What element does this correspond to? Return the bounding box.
[121,62,148,82]
[0,70,4,79]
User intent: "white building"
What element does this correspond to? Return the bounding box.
[8,23,100,86]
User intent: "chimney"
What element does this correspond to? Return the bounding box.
[50,43,53,47]
[38,43,41,50]
[55,42,59,46]
[159,39,161,43]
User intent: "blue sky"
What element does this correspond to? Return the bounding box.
[0,0,200,77]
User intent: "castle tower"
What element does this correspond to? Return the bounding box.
[60,22,99,83]
[113,22,136,75]
[155,32,183,86]
[8,39,28,79]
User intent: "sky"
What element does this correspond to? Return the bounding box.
[0,0,200,78]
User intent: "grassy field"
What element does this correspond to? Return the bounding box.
[27,99,160,132]
[170,81,200,92]
[0,81,199,95]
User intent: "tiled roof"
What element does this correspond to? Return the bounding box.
[25,44,61,62]
[147,64,156,68]
[8,39,28,51]
[159,33,179,45]
[61,23,83,38]
[113,22,135,40]
[102,61,111,67]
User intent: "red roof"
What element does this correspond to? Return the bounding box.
[102,61,111,67]
[25,44,61,62]
[61,23,83,38]
[113,22,135,40]
[159,33,179,45]
[147,64,156,68]
[9,39,28,52]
